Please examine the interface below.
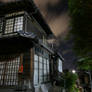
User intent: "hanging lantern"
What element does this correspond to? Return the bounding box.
[19,64,23,73]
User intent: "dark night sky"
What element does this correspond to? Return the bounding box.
[0,0,78,70]
[34,0,70,37]
[34,0,78,70]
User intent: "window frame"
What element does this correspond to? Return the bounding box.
[4,15,24,34]
[0,56,21,86]
[0,14,25,35]
[34,47,50,86]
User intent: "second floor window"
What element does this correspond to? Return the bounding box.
[0,19,3,34]
[5,16,23,34]
[5,19,14,34]
[14,16,23,32]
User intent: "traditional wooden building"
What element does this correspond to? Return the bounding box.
[0,0,63,92]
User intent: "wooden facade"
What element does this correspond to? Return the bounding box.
[0,0,63,91]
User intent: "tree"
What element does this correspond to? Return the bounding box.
[63,71,79,92]
[78,57,92,70]
[77,57,92,92]
[68,0,92,56]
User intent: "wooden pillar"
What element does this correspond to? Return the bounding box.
[30,48,35,91]
[30,48,34,82]
[23,51,30,79]
[20,54,23,65]
[18,54,23,86]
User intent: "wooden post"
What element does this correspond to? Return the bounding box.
[18,54,23,86]
[30,48,34,85]
[20,54,23,65]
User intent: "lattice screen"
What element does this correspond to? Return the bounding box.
[0,57,20,86]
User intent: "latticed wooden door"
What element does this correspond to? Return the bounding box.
[0,57,20,86]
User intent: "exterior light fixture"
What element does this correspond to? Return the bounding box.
[72,70,76,74]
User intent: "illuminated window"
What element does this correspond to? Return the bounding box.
[44,58,47,82]
[0,57,20,86]
[14,16,23,32]
[34,47,50,85]
[5,16,23,34]
[5,19,14,34]
[34,55,39,85]
[47,59,50,80]
[39,56,43,83]
[0,19,3,34]
[58,59,62,73]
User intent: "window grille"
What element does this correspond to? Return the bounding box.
[5,16,23,34]
[14,16,23,32]
[0,57,20,86]
[34,55,39,85]
[34,48,50,85]
[5,19,14,34]
[39,56,43,83]
[0,19,3,35]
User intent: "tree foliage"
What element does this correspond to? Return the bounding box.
[68,0,92,56]
[78,57,92,70]
[63,72,79,92]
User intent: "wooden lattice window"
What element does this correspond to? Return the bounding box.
[0,18,3,35]
[0,57,20,86]
[5,16,23,34]
[14,16,23,32]
[34,55,39,85]
[39,56,43,83]
[34,47,50,85]
[5,18,14,34]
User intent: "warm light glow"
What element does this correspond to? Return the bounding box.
[72,70,76,73]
